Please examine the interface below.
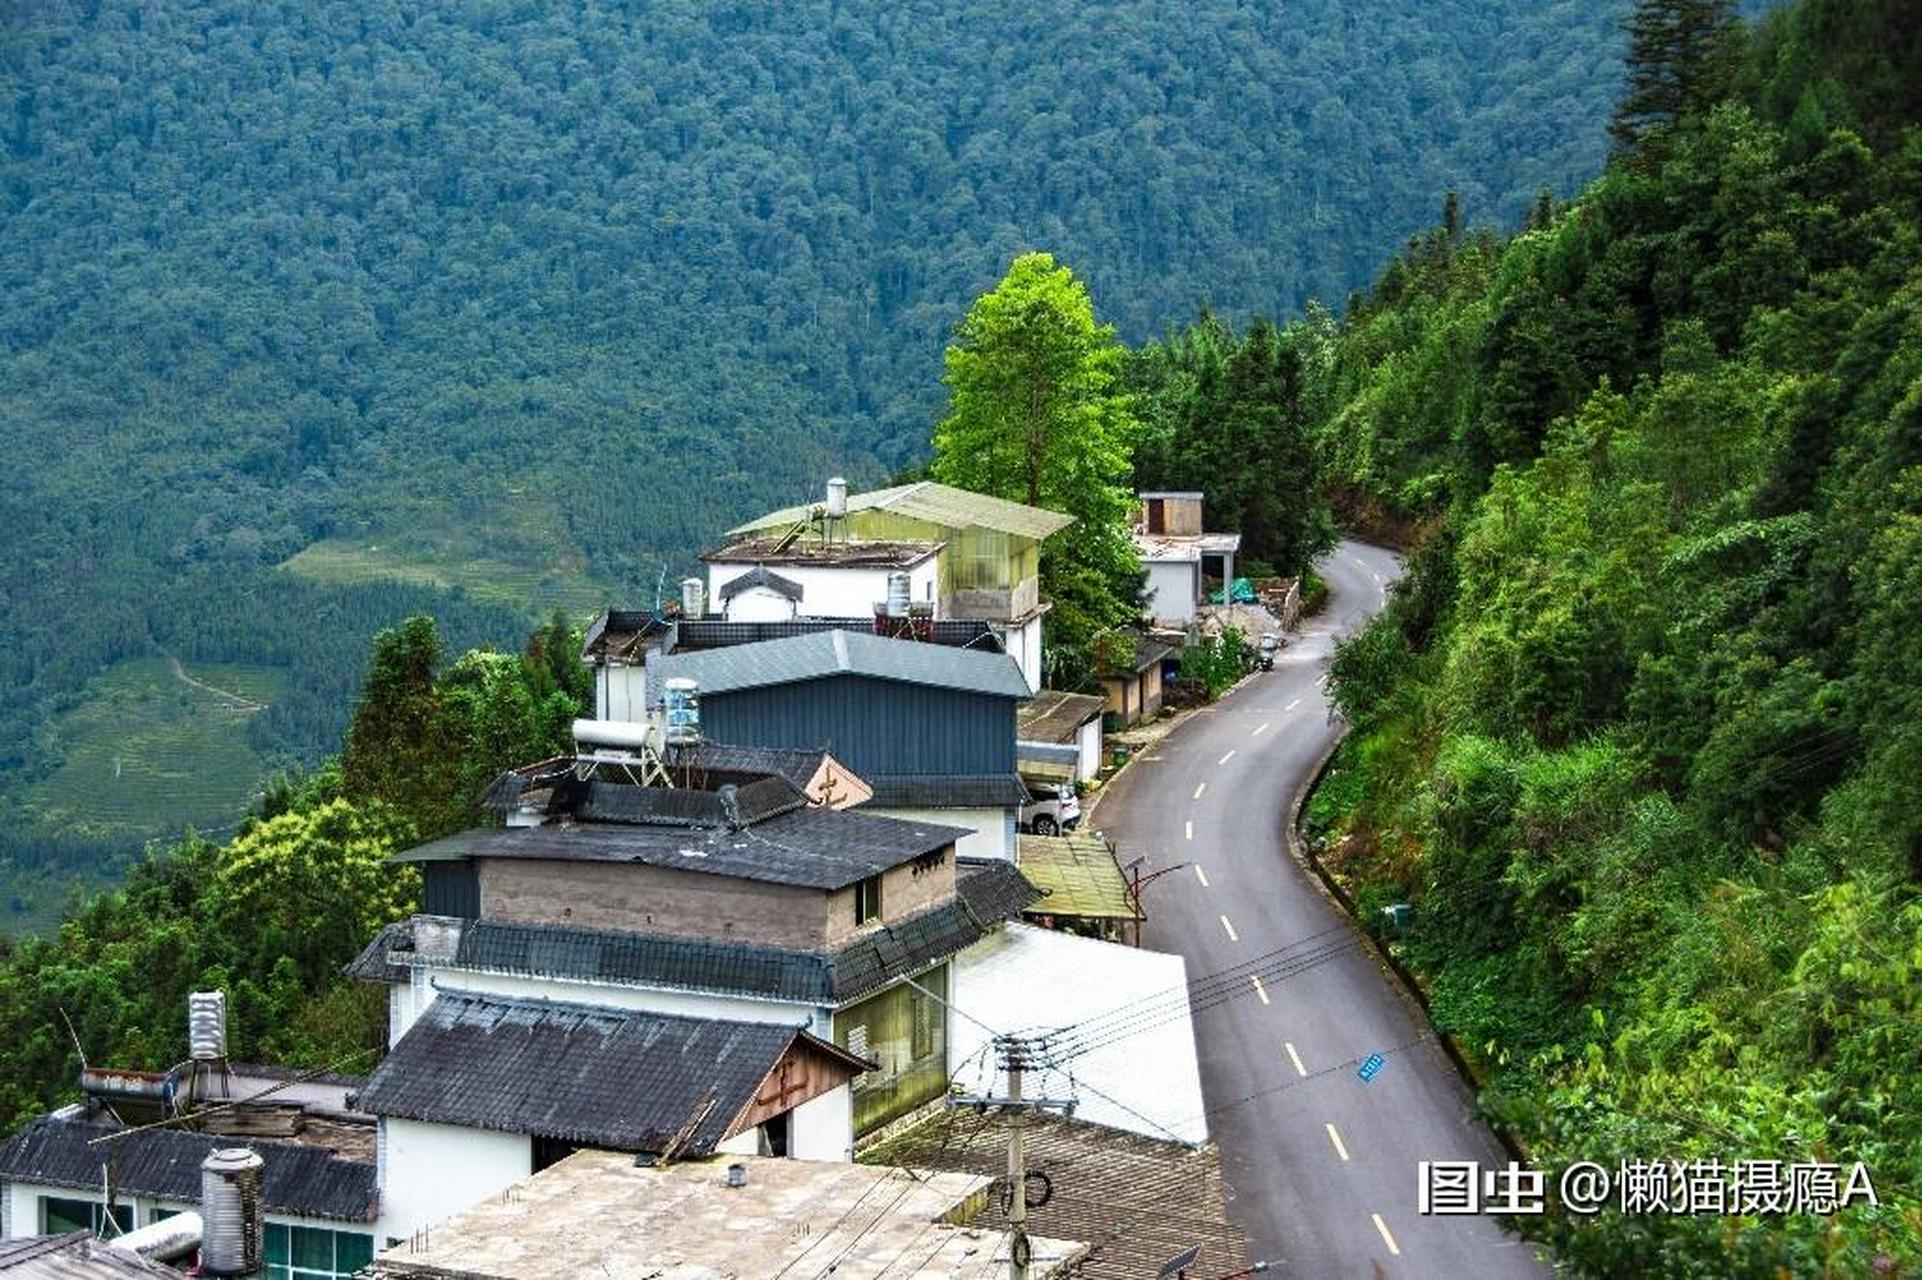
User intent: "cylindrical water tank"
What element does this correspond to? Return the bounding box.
[886,572,911,619]
[572,718,654,753]
[662,678,701,745]
[200,1148,264,1278]
[825,476,848,518]
[680,576,706,619]
[188,991,227,1062]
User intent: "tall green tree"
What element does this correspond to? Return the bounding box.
[1610,0,1742,155]
[931,253,1144,682]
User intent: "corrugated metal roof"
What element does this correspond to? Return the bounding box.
[860,773,1030,808]
[394,805,971,891]
[1016,691,1107,743]
[731,481,1074,541]
[650,628,1031,699]
[1017,834,1142,920]
[358,992,863,1155]
[0,1117,378,1223]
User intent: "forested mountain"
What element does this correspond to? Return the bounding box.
[1302,0,1922,1271]
[1,0,1660,893]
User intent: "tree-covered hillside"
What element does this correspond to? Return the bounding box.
[1,0,1663,880]
[1302,0,1922,1271]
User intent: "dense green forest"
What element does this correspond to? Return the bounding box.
[1301,0,1922,1271]
[0,0,1671,893]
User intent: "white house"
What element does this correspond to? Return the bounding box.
[1135,491,1242,625]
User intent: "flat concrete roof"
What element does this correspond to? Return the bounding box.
[371,1151,1087,1279]
[1134,531,1243,561]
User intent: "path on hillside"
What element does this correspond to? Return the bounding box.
[1090,540,1546,1277]
[167,654,265,712]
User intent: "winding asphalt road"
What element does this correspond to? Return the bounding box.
[1091,541,1546,1278]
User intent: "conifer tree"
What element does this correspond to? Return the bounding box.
[1610,0,1741,156]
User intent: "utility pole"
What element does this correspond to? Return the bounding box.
[1006,1039,1028,1280]
[952,1034,1075,1280]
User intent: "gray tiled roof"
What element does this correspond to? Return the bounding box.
[357,992,864,1155]
[0,1117,378,1223]
[715,565,806,603]
[1017,691,1108,743]
[664,742,838,791]
[861,774,1030,808]
[395,804,970,891]
[649,629,1031,700]
[419,862,1044,1005]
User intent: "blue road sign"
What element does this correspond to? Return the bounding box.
[1357,1053,1386,1082]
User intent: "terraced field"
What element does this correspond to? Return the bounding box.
[280,538,611,615]
[18,657,290,841]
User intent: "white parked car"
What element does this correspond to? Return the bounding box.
[1020,783,1082,836]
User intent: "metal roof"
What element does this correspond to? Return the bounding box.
[1017,691,1107,743]
[394,804,970,891]
[731,481,1074,541]
[1018,833,1142,921]
[860,773,1030,808]
[649,628,1031,700]
[0,1116,378,1223]
[703,539,943,568]
[358,992,866,1155]
[714,565,805,603]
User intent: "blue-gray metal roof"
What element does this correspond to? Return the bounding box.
[357,992,866,1155]
[650,629,1031,700]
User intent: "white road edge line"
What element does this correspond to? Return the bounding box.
[1217,750,1235,765]
[1220,915,1239,943]
[1372,1213,1401,1256]
[1252,721,1270,736]
[1285,1042,1307,1076]
[1194,865,1211,887]
[1193,782,1207,800]
[1250,974,1270,1005]
[1325,1122,1350,1162]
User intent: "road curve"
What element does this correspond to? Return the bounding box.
[1090,540,1546,1278]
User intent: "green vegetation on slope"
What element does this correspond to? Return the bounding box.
[1,0,1669,868]
[1302,0,1922,1271]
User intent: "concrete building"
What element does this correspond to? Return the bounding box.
[1097,634,1174,726]
[1016,689,1107,785]
[1134,491,1242,625]
[714,479,1075,692]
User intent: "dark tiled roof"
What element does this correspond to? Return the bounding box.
[1016,691,1107,743]
[955,859,1048,925]
[344,921,414,983]
[715,565,807,602]
[649,629,1030,699]
[0,1117,377,1224]
[1097,633,1175,677]
[440,865,1041,1006]
[861,773,1030,808]
[0,1231,179,1276]
[664,742,838,791]
[456,918,836,1004]
[358,992,864,1156]
[581,609,671,661]
[395,804,969,891]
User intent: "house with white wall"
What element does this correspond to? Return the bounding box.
[1134,491,1242,625]
[713,479,1073,693]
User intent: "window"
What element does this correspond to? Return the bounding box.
[264,1222,375,1280]
[854,874,883,925]
[39,1196,133,1238]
